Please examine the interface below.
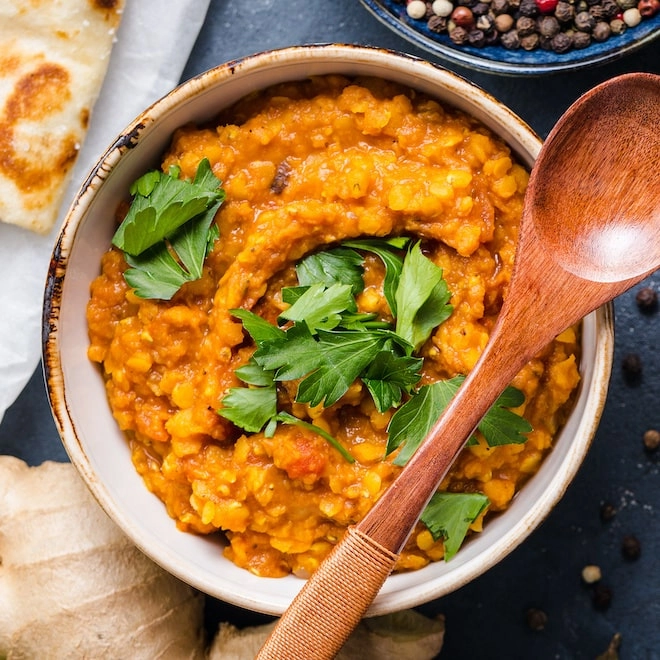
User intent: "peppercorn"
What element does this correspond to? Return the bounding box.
[600,501,617,522]
[501,28,522,46]
[452,6,476,26]
[406,0,428,19]
[494,12,515,30]
[476,13,495,30]
[593,20,612,38]
[621,352,642,383]
[623,6,642,23]
[519,0,540,15]
[521,32,541,47]
[555,1,576,20]
[581,564,602,584]
[617,0,637,9]
[643,428,660,452]
[590,4,609,18]
[449,25,471,42]
[468,27,487,44]
[491,0,511,13]
[551,31,573,50]
[609,17,627,32]
[621,534,641,560]
[432,0,454,15]
[538,14,561,34]
[536,0,559,11]
[638,0,660,15]
[472,1,491,14]
[635,286,658,311]
[572,30,592,46]
[517,15,538,33]
[575,10,596,29]
[525,608,548,631]
[592,584,613,610]
[428,14,448,31]
[601,0,621,18]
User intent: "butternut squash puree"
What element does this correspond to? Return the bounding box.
[87,76,580,577]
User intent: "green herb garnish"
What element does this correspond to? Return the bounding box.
[112,158,225,300]
[386,376,532,466]
[218,237,531,560]
[420,492,490,561]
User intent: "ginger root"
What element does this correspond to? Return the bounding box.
[0,456,445,658]
[209,610,445,660]
[0,457,205,659]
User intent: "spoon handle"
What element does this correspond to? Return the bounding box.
[256,526,397,659]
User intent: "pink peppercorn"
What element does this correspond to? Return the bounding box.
[536,0,559,12]
[451,6,475,27]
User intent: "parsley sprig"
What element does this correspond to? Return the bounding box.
[112,158,225,300]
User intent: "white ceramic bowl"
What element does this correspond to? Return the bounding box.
[43,44,614,616]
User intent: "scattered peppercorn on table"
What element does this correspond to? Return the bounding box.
[1,2,658,658]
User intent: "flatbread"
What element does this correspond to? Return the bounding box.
[0,0,125,234]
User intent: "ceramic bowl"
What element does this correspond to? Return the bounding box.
[360,0,660,76]
[43,44,614,616]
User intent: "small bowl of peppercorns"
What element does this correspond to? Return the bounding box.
[360,0,660,74]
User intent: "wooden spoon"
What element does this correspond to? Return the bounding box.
[257,72,660,659]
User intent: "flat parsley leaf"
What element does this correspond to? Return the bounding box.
[387,376,532,465]
[279,282,356,333]
[113,158,224,256]
[219,384,277,434]
[343,237,410,316]
[295,247,365,296]
[420,492,490,561]
[113,159,225,300]
[394,242,453,352]
[361,350,423,412]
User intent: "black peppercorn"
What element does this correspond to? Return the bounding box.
[521,32,541,48]
[621,534,641,560]
[500,28,522,47]
[555,1,576,20]
[609,17,627,33]
[635,286,658,311]
[428,15,448,32]
[468,28,487,45]
[551,31,573,51]
[449,26,470,44]
[491,0,511,14]
[525,608,548,631]
[517,15,537,34]
[621,352,642,384]
[538,15,561,35]
[600,501,617,522]
[593,20,611,39]
[575,10,596,30]
[601,0,621,17]
[592,584,613,610]
[573,30,592,47]
[473,2,491,14]
[519,0,539,15]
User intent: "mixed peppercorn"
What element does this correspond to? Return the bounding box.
[396,0,658,53]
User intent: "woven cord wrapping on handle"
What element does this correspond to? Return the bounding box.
[256,525,399,659]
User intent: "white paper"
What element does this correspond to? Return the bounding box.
[0,0,210,423]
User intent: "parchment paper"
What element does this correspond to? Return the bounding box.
[0,0,211,423]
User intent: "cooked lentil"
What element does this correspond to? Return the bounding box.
[87,76,581,578]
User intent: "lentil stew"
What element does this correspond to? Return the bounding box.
[86,76,581,578]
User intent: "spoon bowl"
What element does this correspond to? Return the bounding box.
[258,72,660,659]
[529,73,660,283]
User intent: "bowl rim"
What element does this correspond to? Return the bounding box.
[43,43,614,615]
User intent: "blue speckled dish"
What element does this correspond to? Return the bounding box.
[360,0,660,75]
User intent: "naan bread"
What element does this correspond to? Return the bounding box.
[0,0,125,234]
